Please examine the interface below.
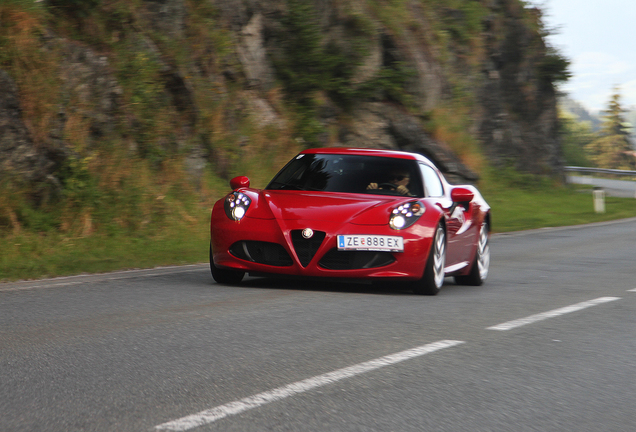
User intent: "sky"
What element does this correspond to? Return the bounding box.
[529,0,636,113]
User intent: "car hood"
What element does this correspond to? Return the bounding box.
[250,190,407,226]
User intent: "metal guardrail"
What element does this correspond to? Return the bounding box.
[565,166,636,202]
[564,166,636,176]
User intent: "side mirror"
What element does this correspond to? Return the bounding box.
[230,176,250,190]
[451,187,474,203]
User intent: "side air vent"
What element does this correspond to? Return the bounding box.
[291,230,326,267]
[229,241,293,266]
[318,249,396,270]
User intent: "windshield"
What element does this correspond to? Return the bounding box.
[266,154,423,197]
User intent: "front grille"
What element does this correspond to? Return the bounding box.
[318,248,396,270]
[291,230,326,267]
[229,241,293,266]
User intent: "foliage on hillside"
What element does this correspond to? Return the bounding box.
[1,0,291,239]
[586,90,635,170]
[560,89,636,169]
[558,110,594,167]
[0,0,574,280]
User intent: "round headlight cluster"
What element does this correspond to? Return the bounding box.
[389,201,424,230]
[224,192,251,221]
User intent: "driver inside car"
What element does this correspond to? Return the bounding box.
[367,171,412,195]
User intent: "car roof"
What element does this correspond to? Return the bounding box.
[301,147,433,164]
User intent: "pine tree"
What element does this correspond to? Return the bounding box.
[586,89,636,169]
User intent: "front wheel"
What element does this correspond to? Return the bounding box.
[209,244,245,284]
[454,221,490,286]
[413,224,446,295]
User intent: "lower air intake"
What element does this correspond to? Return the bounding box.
[319,249,396,270]
[291,230,326,267]
[229,241,293,266]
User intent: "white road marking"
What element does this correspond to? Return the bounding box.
[487,297,621,331]
[154,340,465,431]
[0,266,206,292]
[628,288,636,292]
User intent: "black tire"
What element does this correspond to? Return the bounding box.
[209,244,245,284]
[454,221,489,286]
[413,224,446,295]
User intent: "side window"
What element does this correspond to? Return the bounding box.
[420,164,444,197]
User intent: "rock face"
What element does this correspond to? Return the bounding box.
[0,35,124,198]
[237,13,276,89]
[213,0,562,181]
[0,70,55,188]
[477,4,563,177]
[143,0,187,38]
[342,103,478,183]
[0,0,564,195]
[55,38,123,145]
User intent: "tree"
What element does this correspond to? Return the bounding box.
[558,110,594,167]
[586,89,636,170]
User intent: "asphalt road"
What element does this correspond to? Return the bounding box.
[2,218,636,432]
[567,174,636,198]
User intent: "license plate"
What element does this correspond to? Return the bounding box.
[337,235,404,252]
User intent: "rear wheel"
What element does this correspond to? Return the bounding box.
[413,224,446,295]
[454,221,489,286]
[209,244,245,284]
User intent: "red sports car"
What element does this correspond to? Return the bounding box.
[210,147,490,295]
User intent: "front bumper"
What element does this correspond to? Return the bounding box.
[210,211,436,280]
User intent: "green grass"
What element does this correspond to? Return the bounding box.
[2,170,635,282]
[479,170,636,233]
[0,223,210,282]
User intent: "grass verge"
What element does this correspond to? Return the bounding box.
[0,218,210,282]
[1,170,635,282]
[479,169,636,233]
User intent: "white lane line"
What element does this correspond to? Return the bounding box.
[0,267,205,292]
[487,297,621,331]
[154,340,465,431]
[0,281,87,292]
[628,288,636,292]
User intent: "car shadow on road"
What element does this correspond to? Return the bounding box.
[220,275,465,297]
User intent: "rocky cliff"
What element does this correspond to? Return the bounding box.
[0,0,567,202]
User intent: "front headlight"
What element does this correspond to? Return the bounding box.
[389,201,425,230]
[224,192,252,221]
